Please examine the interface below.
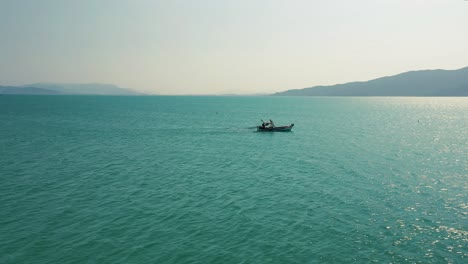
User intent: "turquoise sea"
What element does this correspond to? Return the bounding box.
[0,96,466,263]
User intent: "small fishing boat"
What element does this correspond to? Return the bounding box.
[257,119,294,132]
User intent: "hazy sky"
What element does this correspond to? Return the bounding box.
[1,0,467,95]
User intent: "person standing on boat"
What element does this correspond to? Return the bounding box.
[269,119,275,127]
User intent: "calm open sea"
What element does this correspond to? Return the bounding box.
[0,96,466,263]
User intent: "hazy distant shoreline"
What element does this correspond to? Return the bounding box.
[274,66,468,97]
[0,83,142,96]
[1,66,467,96]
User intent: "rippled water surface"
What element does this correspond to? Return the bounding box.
[0,96,466,263]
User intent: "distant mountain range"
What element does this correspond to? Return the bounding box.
[2,67,468,96]
[273,67,468,96]
[0,83,142,95]
[0,86,60,95]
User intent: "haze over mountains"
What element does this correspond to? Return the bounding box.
[273,67,468,96]
[0,83,141,95]
[1,67,467,96]
[0,86,60,95]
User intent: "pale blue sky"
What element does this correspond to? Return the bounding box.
[1,0,467,95]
